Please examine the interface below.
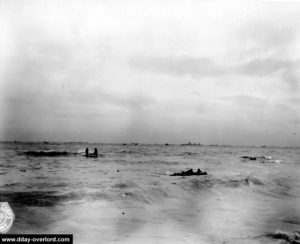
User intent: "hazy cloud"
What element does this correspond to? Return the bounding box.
[238,21,298,51]
[131,56,300,89]
[238,58,293,76]
[239,58,300,90]
[130,56,227,77]
[221,95,266,107]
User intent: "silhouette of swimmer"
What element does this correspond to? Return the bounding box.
[85,147,98,157]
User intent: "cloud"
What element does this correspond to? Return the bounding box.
[239,58,300,90]
[72,89,157,112]
[285,97,300,105]
[131,56,300,90]
[219,95,267,123]
[237,58,291,76]
[1,0,300,146]
[221,95,266,107]
[130,56,227,77]
[238,21,298,51]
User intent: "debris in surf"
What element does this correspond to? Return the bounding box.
[170,168,207,176]
[265,231,300,243]
[241,155,280,163]
[241,156,258,160]
[241,155,272,160]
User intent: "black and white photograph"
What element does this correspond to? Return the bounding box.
[0,0,299,243]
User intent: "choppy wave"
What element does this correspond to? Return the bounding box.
[179,152,199,157]
[0,176,268,208]
[1,142,298,243]
[178,176,265,193]
[0,191,60,207]
[221,176,265,188]
[0,190,111,207]
[281,217,300,225]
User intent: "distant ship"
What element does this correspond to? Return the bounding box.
[180,142,202,146]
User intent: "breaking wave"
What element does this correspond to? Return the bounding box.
[241,155,281,163]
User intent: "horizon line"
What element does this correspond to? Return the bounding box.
[0,140,299,149]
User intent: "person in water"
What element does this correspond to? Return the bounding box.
[94,148,98,157]
[85,148,89,157]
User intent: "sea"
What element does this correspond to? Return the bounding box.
[0,141,299,244]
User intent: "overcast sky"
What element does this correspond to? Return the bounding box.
[0,0,299,146]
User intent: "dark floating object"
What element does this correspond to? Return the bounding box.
[265,231,300,243]
[170,168,207,176]
[241,156,258,160]
[241,155,274,162]
[24,150,69,157]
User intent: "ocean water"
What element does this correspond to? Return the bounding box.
[0,142,299,243]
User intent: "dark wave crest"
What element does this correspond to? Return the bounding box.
[22,150,72,157]
[0,190,110,207]
[177,176,265,193]
[264,231,300,243]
